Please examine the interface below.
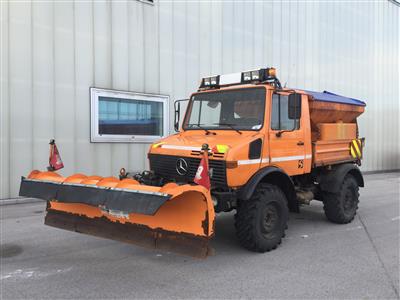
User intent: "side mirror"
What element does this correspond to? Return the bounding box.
[174,99,189,132]
[174,100,181,132]
[288,93,302,119]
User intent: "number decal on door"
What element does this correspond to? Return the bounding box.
[298,160,304,169]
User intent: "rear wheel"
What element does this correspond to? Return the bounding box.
[235,183,288,252]
[322,174,359,224]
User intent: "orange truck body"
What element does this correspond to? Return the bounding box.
[19,68,365,257]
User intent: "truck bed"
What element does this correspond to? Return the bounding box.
[301,90,366,167]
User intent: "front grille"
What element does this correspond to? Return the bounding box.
[148,154,227,187]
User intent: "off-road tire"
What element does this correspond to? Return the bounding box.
[235,183,288,252]
[322,174,359,224]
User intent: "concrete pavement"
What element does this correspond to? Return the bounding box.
[1,173,399,299]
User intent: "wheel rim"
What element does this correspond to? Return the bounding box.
[260,203,280,239]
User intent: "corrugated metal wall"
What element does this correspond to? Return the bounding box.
[1,0,399,199]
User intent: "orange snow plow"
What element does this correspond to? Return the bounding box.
[19,170,215,258]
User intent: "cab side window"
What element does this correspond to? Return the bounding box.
[271,94,300,130]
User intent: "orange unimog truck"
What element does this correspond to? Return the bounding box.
[19,67,365,257]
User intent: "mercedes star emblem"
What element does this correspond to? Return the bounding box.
[176,158,188,175]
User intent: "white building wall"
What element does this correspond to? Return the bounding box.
[0,0,399,198]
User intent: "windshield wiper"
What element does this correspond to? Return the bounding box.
[187,123,216,135]
[213,123,242,134]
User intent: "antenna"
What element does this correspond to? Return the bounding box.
[284,63,296,88]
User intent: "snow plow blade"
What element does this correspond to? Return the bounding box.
[19,170,215,258]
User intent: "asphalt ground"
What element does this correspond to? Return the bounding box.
[1,172,399,299]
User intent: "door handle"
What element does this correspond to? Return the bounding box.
[297,141,304,146]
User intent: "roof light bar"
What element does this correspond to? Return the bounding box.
[199,67,278,89]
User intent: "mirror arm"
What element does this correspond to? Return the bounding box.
[275,123,297,137]
[174,99,189,132]
[276,129,291,137]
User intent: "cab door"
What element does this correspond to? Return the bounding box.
[268,92,308,176]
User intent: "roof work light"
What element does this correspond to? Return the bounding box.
[242,71,252,82]
[200,75,220,89]
[251,70,260,80]
[241,68,277,84]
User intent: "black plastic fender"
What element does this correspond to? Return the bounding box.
[237,166,298,212]
[318,163,364,193]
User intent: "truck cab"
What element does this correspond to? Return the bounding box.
[149,84,311,187]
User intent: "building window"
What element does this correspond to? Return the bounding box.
[90,88,169,143]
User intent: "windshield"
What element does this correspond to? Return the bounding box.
[184,87,266,131]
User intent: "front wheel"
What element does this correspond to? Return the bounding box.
[234,183,288,253]
[322,174,359,224]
